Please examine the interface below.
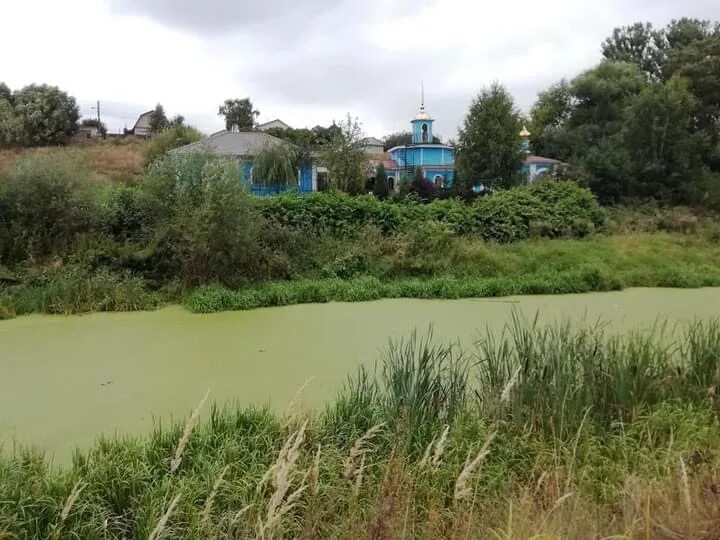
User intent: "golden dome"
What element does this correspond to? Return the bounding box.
[415,109,432,120]
[519,125,531,138]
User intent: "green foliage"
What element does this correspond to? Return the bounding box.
[372,163,389,199]
[9,84,79,145]
[156,156,263,286]
[0,154,97,264]
[218,97,259,131]
[456,83,524,194]
[2,320,720,537]
[258,181,604,241]
[410,167,437,200]
[251,143,298,191]
[142,123,202,166]
[3,265,160,315]
[318,114,367,195]
[149,103,169,134]
[535,18,720,203]
[383,130,441,150]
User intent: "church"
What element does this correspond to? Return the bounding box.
[382,93,456,191]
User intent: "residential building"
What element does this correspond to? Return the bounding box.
[172,130,316,195]
[256,119,291,132]
[131,110,153,138]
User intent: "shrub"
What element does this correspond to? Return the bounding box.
[0,154,98,264]
[157,157,264,286]
[142,124,202,166]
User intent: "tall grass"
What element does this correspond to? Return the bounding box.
[4,318,719,537]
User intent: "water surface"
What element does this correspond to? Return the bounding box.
[1,288,719,462]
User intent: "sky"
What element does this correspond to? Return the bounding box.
[2,0,719,141]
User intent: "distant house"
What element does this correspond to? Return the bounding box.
[256,119,291,132]
[522,155,564,182]
[172,130,317,195]
[74,125,100,140]
[131,111,153,138]
[519,127,566,181]
[362,137,385,156]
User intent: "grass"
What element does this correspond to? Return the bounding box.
[0,138,148,183]
[185,233,720,313]
[2,317,720,538]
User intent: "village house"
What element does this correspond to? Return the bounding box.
[130,110,153,138]
[172,130,316,195]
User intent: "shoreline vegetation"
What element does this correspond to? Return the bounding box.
[1,152,719,320]
[2,317,720,537]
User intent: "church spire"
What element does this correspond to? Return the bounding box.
[421,80,425,111]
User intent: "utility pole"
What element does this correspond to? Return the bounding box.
[91,100,104,138]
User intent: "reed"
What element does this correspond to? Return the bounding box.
[1,318,720,538]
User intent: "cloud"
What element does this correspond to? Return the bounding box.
[4,0,720,137]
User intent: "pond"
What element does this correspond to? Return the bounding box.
[1,287,720,463]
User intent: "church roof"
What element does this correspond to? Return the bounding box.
[172,130,289,156]
[524,155,563,165]
[414,109,432,121]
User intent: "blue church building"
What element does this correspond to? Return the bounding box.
[384,95,455,190]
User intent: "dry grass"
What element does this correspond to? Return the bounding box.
[0,138,147,183]
[148,494,181,540]
[170,390,209,474]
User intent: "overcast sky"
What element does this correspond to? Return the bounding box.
[2,0,719,140]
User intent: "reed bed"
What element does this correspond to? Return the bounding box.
[2,317,720,538]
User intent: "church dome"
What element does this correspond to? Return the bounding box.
[415,108,432,120]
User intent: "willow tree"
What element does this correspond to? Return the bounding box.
[252,143,298,193]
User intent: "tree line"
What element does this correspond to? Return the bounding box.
[455,17,720,205]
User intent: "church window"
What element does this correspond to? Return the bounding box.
[422,123,428,143]
[434,175,444,188]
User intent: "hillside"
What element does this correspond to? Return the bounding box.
[0,137,148,183]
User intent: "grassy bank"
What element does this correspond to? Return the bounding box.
[186,233,720,312]
[2,232,719,318]
[1,151,719,318]
[2,318,720,538]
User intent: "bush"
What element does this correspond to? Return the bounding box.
[258,181,605,242]
[151,156,264,286]
[142,124,202,166]
[0,154,98,264]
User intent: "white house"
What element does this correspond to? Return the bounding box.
[132,111,153,138]
[256,119,291,132]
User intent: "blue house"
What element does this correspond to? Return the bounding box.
[173,130,316,195]
[384,96,455,190]
[519,126,564,181]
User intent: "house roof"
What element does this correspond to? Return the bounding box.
[172,130,289,157]
[524,155,563,165]
[256,119,291,131]
[132,110,153,130]
[362,137,384,146]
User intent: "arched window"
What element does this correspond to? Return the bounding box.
[422,124,428,143]
[387,176,395,191]
[434,175,444,188]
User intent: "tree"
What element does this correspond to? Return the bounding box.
[149,103,169,134]
[373,163,389,198]
[319,114,367,195]
[383,131,441,150]
[0,82,11,104]
[252,143,298,192]
[0,97,16,146]
[529,80,575,160]
[455,83,524,195]
[602,22,667,80]
[143,123,203,166]
[218,98,259,132]
[11,84,79,145]
[410,167,436,200]
[622,76,705,202]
